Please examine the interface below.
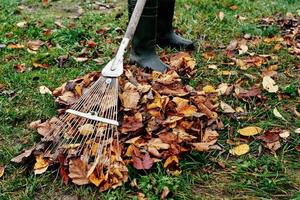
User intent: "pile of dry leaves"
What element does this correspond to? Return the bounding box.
[11,52,227,191]
[10,45,298,191]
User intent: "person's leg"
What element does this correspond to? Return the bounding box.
[157,0,194,50]
[128,0,168,72]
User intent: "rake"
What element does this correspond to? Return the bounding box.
[42,0,147,175]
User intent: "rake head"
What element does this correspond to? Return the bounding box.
[43,77,120,172]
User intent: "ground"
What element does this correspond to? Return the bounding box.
[0,0,300,199]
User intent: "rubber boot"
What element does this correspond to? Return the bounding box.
[157,0,194,50]
[128,0,168,72]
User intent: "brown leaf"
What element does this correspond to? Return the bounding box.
[265,141,281,153]
[192,142,210,152]
[132,153,154,170]
[58,154,69,185]
[11,147,35,163]
[29,120,42,129]
[120,89,140,110]
[230,5,238,10]
[27,40,43,51]
[258,129,280,143]
[173,97,197,117]
[33,62,50,69]
[161,186,170,200]
[37,121,52,137]
[121,113,143,133]
[69,159,89,185]
[202,129,219,145]
[235,85,261,98]
[14,64,26,73]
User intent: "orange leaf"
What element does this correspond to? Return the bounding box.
[14,64,26,73]
[34,155,49,175]
[163,155,179,169]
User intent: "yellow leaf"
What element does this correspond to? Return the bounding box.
[75,84,82,96]
[79,124,94,135]
[230,144,250,156]
[89,173,103,187]
[0,166,4,178]
[238,126,262,136]
[203,85,216,93]
[163,155,179,168]
[34,155,49,175]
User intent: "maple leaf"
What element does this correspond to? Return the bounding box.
[68,159,89,185]
[132,153,154,170]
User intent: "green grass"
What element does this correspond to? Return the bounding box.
[1,0,300,199]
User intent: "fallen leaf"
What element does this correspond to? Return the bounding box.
[37,121,52,137]
[0,166,4,178]
[34,155,49,175]
[7,44,25,49]
[161,186,170,200]
[265,141,281,153]
[121,113,143,133]
[79,124,95,136]
[33,63,50,69]
[120,89,140,110]
[163,155,179,169]
[239,44,248,55]
[220,101,235,113]
[203,85,216,93]
[73,57,88,62]
[39,86,52,95]
[16,21,28,28]
[208,64,218,69]
[27,40,43,51]
[263,76,279,93]
[29,120,42,129]
[216,83,229,95]
[173,97,197,117]
[230,5,238,10]
[11,147,35,163]
[238,126,263,136]
[14,64,26,73]
[192,142,210,152]
[273,107,286,121]
[258,129,280,143]
[217,12,225,21]
[132,153,154,170]
[69,159,89,185]
[279,130,290,139]
[230,144,250,156]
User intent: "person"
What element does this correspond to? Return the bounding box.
[128,0,194,72]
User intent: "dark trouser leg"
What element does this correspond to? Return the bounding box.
[157,0,194,50]
[128,0,168,72]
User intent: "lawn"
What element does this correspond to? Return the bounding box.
[0,0,300,199]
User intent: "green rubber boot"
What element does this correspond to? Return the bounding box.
[128,0,168,72]
[157,0,194,50]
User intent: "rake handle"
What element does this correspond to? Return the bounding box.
[124,0,147,41]
[109,0,146,72]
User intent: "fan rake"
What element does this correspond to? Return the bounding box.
[41,0,147,175]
